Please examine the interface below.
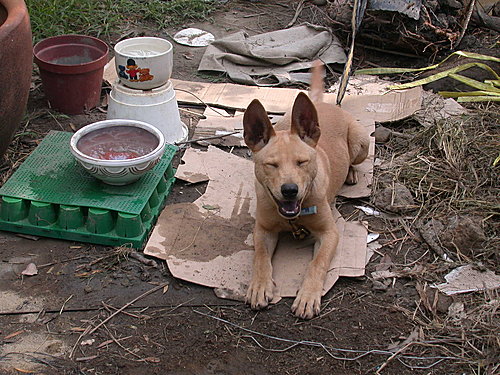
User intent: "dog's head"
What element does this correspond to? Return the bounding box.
[243,93,320,219]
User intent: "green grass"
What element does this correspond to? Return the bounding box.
[26,0,216,44]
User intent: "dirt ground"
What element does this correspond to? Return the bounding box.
[1,1,498,374]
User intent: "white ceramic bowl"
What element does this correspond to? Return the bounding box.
[70,119,166,186]
[107,80,188,144]
[114,36,173,90]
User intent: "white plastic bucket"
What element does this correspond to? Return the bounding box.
[107,80,188,144]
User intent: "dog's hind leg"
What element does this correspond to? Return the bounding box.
[345,121,370,185]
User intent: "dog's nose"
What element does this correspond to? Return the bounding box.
[281,183,298,199]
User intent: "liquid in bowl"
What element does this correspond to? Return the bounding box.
[77,126,159,160]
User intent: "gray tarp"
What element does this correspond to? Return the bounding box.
[369,0,422,20]
[198,23,347,86]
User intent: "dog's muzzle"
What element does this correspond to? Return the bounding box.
[270,183,302,219]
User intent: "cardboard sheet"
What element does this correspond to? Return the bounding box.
[192,108,245,147]
[191,109,284,148]
[435,264,500,296]
[172,78,422,116]
[104,61,422,124]
[145,146,368,301]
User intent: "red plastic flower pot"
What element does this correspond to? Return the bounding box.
[33,34,109,115]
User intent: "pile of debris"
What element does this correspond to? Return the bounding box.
[326,0,500,55]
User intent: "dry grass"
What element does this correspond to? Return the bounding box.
[0,109,56,186]
[373,102,500,373]
[400,107,498,218]
[376,102,499,265]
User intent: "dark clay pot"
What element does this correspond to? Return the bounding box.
[0,0,32,161]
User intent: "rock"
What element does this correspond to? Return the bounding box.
[373,126,392,143]
[372,279,391,292]
[419,218,450,260]
[440,216,486,257]
[425,288,454,313]
[420,216,486,258]
[21,262,38,276]
[140,271,151,282]
[448,301,466,321]
[374,183,416,213]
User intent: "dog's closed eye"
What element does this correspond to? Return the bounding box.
[265,162,279,169]
[297,160,309,167]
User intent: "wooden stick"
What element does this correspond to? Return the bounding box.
[456,0,476,48]
[0,301,239,316]
[286,0,305,28]
[88,283,167,335]
[175,131,240,146]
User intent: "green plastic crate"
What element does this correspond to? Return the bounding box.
[0,131,177,248]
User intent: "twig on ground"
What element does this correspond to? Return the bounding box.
[376,342,413,374]
[102,302,144,319]
[75,253,117,271]
[89,283,168,335]
[178,107,205,117]
[175,131,240,146]
[0,302,239,316]
[37,255,88,269]
[103,324,145,361]
[129,251,158,268]
[243,12,266,18]
[286,0,305,28]
[69,325,93,359]
[174,88,235,117]
[59,295,73,315]
[75,355,98,362]
[97,335,133,349]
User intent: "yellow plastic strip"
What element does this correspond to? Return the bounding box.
[457,96,500,102]
[438,91,500,98]
[448,74,500,93]
[387,63,499,90]
[485,80,500,87]
[355,50,500,75]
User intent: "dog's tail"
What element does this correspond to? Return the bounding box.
[309,60,324,104]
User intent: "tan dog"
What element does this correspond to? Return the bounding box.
[242,62,369,319]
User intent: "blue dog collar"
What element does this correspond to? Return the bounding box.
[300,206,317,216]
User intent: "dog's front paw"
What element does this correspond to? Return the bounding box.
[246,276,275,310]
[291,288,321,319]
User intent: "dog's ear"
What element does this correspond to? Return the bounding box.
[243,99,276,152]
[291,92,320,148]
